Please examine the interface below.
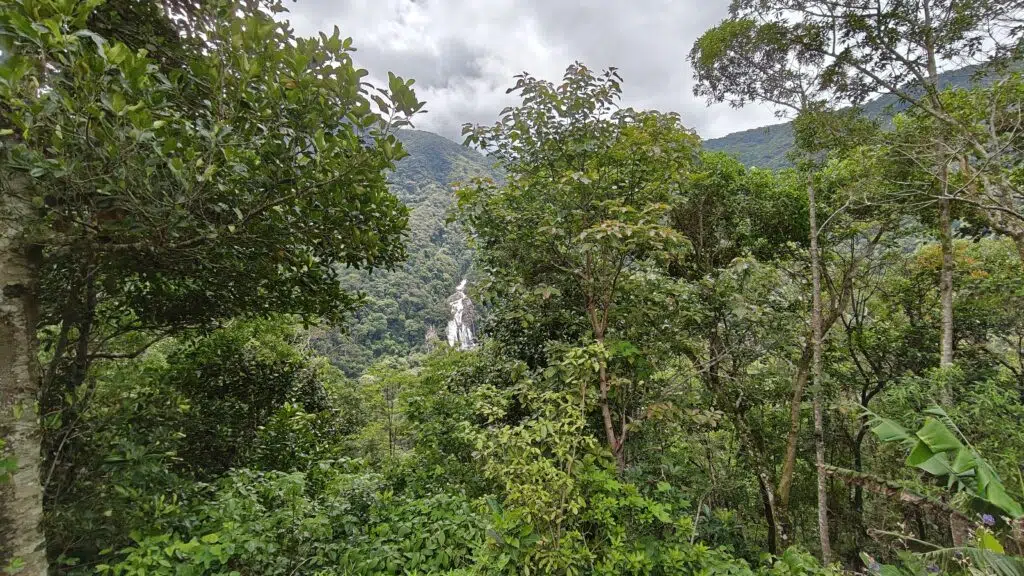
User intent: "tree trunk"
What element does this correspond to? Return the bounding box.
[0,198,48,574]
[808,176,833,565]
[597,353,625,472]
[852,423,867,520]
[778,341,812,510]
[852,420,870,550]
[924,0,955,380]
[938,197,954,374]
[757,472,780,556]
[779,272,856,527]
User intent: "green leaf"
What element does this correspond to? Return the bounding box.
[978,530,1005,554]
[921,547,1024,576]
[871,418,911,444]
[915,418,962,453]
[905,441,935,467]
[910,450,955,477]
[951,448,978,474]
[982,480,1024,519]
[652,505,671,523]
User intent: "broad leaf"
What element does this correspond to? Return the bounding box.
[915,418,962,453]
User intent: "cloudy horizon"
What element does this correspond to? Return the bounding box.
[284,0,787,143]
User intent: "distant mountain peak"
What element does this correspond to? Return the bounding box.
[390,129,500,204]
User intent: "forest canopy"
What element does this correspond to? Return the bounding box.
[2,1,1024,575]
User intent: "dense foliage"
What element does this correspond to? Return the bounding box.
[2,1,1024,575]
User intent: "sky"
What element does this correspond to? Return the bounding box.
[285,0,785,143]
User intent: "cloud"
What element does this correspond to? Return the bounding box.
[284,0,783,141]
[355,38,485,91]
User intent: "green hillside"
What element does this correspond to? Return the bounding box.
[322,66,990,375]
[16,1,1024,571]
[704,65,986,167]
[311,130,500,376]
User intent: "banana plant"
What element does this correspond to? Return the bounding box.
[866,405,1023,521]
[861,406,1024,576]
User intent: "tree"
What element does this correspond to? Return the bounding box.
[727,0,1024,367]
[458,63,697,471]
[894,76,1024,264]
[0,0,423,569]
[662,150,807,553]
[691,18,844,560]
[358,359,417,461]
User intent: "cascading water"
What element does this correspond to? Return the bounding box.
[446,278,476,350]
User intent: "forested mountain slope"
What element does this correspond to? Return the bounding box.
[311,130,500,376]
[704,65,986,167]
[7,0,1024,573]
[322,65,989,377]
[323,65,985,375]
[320,65,993,376]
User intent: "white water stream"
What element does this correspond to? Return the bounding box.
[446,278,476,350]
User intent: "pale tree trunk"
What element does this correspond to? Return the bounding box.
[779,295,853,525]
[0,189,48,575]
[938,197,954,373]
[936,182,956,412]
[923,3,962,545]
[924,0,955,381]
[757,472,780,555]
[808,176,832,564]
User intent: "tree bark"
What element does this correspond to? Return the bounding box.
[597,353,625,472]
[778,274,855,522]
[808,176,833,564]
[923,0,955,380]
[778,342,812,510]
[757,472,780,556]
[590,300,625,472]
[938,197,955,375]
[852,423,867,521]
[0,192,48,574]
[823,464,974,526]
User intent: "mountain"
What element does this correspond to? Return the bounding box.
[704,65,988,168]
[317,65,990,376]
[311,130,500,377]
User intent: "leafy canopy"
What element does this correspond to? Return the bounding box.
[0,0,425,329]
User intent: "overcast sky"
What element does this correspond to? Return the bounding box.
[285,0,785,142]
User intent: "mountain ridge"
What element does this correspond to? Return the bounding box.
[703,64,988,168]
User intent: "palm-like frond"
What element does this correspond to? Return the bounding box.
[919,547,1024,576]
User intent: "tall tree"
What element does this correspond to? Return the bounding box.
[0,183,44,574]
[667,152,810,555]
[458,63,696,471]
[728,0,1024,367]
[0,0,423,569]
[691,18,841,560]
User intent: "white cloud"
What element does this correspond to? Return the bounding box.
[284,0,784,141]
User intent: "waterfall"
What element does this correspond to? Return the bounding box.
[446,278,476,350]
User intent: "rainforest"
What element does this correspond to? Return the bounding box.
[2,1,1024,575]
